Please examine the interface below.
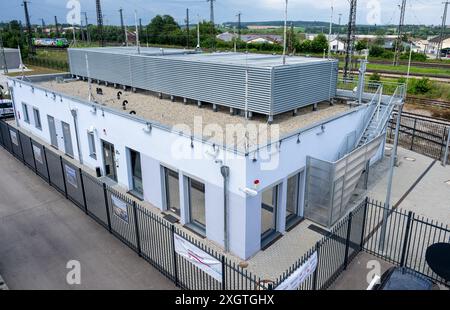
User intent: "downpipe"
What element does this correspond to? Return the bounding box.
[220,165,230,253]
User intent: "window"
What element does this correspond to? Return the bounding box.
[129,149,143,197]
[164,167,180,215]
[33,108,42,130]
[186,177,206,235]
[87,131,96,159]
[286,171,305,229]
[22,103,30,123]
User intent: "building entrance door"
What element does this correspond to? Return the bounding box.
[102,140,117,182]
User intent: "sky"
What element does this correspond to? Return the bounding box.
[0,0,448,27]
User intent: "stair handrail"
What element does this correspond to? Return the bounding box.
[372,84,403,135]
[354,84,384,148]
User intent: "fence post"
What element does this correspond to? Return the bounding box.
[359,198,369,250]
[442,126,450,167]
[312,241,321,290]
[171,225,179,287]
[400,211,414,267]
[221,255,226,290]
[60,156,68,199]
[30,137,37,174]
[132,201,142,256]
[410,118,417,150]
[43,146,51,185]
[17,131,25,163]
[343,212,353,270]
[78,168,88,215]
[102,183,112,232]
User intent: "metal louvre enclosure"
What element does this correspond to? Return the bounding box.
[68,47,339,117]
[305,134,385,228]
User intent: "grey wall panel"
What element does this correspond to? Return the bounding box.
[68,49,339,117]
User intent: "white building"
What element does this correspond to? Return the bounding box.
[7,49,403,260]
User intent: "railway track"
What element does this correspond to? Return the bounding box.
[406,97,450,109]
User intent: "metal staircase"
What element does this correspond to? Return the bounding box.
[355,84,405,148]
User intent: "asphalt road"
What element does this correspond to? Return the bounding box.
[0,147,176,290]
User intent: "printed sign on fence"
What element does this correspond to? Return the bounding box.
[275,251,318,290]
[10,130,18,146]
[64,164,78,189]
[32,145,43,164]
[111,195,129,223]
[174,233,223,282]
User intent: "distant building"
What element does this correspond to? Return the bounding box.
[217,32,283,44]
[427,35,450,55]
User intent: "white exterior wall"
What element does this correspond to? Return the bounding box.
[9,78,371,260]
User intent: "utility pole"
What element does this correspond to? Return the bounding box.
[328,5,334,59]
[54,16,60,37]
[80,20,86,41]
[96,0,104,47]
[0,29,8,74]
[237,12,242,39]
[207,0,215,25]
[337,13,342,52]
[139,18,144,46]
[185,8,190,48]
[83,12,91,44]
[134,10,140,54]
[197,15,201,50]
[23,1,35,54]
[437,1,450,60]
[393,0,407,66]
[283,0,288,65]
[343,0,357,79]
[119,8,128,46]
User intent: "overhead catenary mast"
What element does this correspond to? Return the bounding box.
[343,0,357,79]
[96,0,104,47]
[185,8,190,48]
[393,0,407,66]
[54,16,60,37]
[283,0,288,65]
[22,1,35,54]
[437,1,450,60]
[134,10,140,54]
[119,8,128,46]
[83,12,91,44]
[328,4,334,59]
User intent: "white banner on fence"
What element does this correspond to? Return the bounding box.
[275,252,318,290]
[174,233,222,282]
[32,145,43,164]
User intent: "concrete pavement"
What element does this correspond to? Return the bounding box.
[0,147,176,290]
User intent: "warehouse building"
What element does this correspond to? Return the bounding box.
[7,48,404,259]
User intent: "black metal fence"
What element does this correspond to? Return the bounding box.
[0,119,266,291]
[273,198,450,289]
[2,118,449,291]
[389,111,450,163]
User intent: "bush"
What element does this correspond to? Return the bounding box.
[409,78,433,95]
[369,45,394,59]
[399,52,427,62]
[369,72,381,82]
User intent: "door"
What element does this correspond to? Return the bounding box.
[102,141,117,182]
[61,121,74,157]
[261,185,279,242]
[285,171,305,229]
[47,115,58,147]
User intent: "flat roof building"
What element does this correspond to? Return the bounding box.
[6,48,404,259]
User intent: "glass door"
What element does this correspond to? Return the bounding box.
[47,115,58,147]
[61,121,74,157]
[261,185,279,242]
[285,171,305,230]
[102,141,117,182]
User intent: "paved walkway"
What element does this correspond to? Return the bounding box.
[0,147,176,290]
